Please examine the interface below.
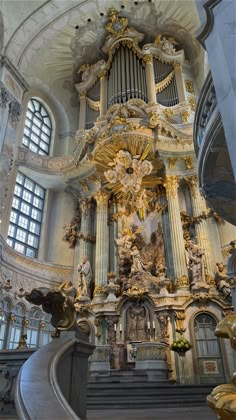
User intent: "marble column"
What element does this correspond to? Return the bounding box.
[185,176,215,277]
[174,64,185,103]
[164,176,188,288]
[94,190,109,302]
[99,72,107,117]
[78,198,93,261]
[144,55,156,104]
[109,200,119,276]
[78,92,87,130]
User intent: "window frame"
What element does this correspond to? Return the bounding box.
[7,172,45,258]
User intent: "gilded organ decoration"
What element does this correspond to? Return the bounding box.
[154,34,178,55]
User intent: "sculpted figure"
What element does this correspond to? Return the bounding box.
[127,304,148,341]
[130,246,147,274]
[57,280,77,301]
[77,256,92,298]
[215,263,231,300]
[186,241,206,286]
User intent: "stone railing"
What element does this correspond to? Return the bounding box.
[15,331,95,420]
[193,72,217,155]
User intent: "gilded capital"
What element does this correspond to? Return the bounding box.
[164,175,179,199]
[80,197,92,216]
[182,156,193,170]
[95,189,109,209]
[143,55,153,64]
[184,175,198,198]
[99,71,107,80]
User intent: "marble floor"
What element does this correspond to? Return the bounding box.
[87,405,216,420]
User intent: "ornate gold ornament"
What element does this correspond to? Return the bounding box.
[94,285,106,295]
[94,189,109,209]
[174,311,186,333]
[182,156,193,170]
[154,34,178,55]
[175,275,189,288]
[123,285,149,302]
[184,80,194,94]
[208,313,236,419]
[168,157,177,169]
[181,110,190,124]
[188,96,197,111]
[86,97,100,111]
[164,175,179,199]
[148,111,159,128]
[155,70,175,93]
[105,9,129,37]
[93,136,162,220]
[142,55,153,64]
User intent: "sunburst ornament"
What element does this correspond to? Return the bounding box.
[93,136,163,220]
[104,150,153,194]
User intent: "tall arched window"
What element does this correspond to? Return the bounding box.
[8,304,25,349]
[7,172,45,257]
[193,313,226,384]
[0,298,11,349]
[22,98,52,156]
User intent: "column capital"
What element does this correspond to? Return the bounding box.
[99,71,107,80]
[164,175,179,199]
[184,175,198,198]
[80,197,93,216]
[94,189,109,209]
[143,55,153,64]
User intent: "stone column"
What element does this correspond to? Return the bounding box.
[164,176,188,287]
[109,200,119,276]
[94,190,109,302]
[78,92,87,130]
[78,198,93,263]
[174,64,185,103]
[99,72,107,117]
[144,55,156,104]
[185,176,215,277]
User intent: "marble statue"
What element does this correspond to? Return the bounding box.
[77,256,92,298]
[130,246,147,274]
[186,241,206,287]
[127,304,148,341]
[215,263,231,300]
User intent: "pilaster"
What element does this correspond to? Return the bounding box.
[164,175,188,287]
[174,64,186,103]
[78,93,87,130]
[144,55,156,104]
[94,190,109,302]
[99,72,107,117]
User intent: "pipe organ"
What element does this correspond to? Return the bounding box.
[107,46,147,106]
[76,10,186,130]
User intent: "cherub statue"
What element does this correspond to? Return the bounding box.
[57,280,77,302]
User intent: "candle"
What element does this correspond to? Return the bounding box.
[148,321,150,329]
[153,320,155,329]
[119,323,122,333]
[114,323,117,332]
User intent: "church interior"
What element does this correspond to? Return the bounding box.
[0,1,236,419]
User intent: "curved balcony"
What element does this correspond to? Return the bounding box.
[194,73,236,225]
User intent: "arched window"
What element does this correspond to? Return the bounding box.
[193,313,225,384]
[7,171,45,257]
[22,98,52,156]
[39,314,54,346]
[8,304,25,349]
[26,308,42,348]
[0,299,11,349]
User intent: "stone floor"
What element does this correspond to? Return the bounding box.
[87,405,217,420]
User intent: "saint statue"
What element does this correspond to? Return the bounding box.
[186,240,206,286]
[130,246,147,274]
[127,304,148,341]
[215,263,231,299]
[77,256,92,298]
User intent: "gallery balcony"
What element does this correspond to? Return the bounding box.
[194,73,236,225]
